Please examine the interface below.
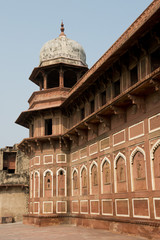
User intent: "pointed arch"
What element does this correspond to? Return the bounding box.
[101,157,111,194]
[150,139,160,190]
[130,147,147,191]
[114,152,126,169]
[89,160,98,195]
[72,168,78,196]
[114,152,127,193]
[34,170,40,198]
[43,169,53,197]
[56,168,67,197]
[80,165,88,196]
[130,146,146,165]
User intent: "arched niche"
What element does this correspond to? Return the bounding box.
[56,168,66,196]
[64,70,77,88]
[80,165,87,196]
[101,157,111,194]
[43,169,53,197]
[47,70,59,88]
[89,161,98,195]
[72,168,78,196]
[130,147,147,192]
[34,171,40,198]
[114,152,127,193]
[151,139,160,190]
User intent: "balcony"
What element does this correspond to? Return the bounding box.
[28,87,70,110]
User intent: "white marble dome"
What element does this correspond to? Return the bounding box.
[40,23,87,67]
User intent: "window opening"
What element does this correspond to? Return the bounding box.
[90,100,94,114]
[114,79,120,97]
[130,66,138,86]
[81,108,85,120]
[101,91,106,106]
[151,47,160,72]
[45,119,52,135]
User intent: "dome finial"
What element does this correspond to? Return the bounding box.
[59,20,66,36]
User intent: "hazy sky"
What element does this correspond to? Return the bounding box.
[0,0,153,148]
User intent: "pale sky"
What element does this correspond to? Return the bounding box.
[0,0,153,148]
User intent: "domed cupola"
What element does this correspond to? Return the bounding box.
[40,22,87,68]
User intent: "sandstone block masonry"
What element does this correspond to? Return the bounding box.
[0,145,29,223]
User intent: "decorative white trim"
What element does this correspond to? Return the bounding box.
[80,147,87,159]
[34,156,40,165]
[114,152,128,193]
[30,172,33,198]
[150,138,160,190]
[89,143,98,156]
[130,146,148,192]
[71,168,78,196]
[100,137,110,152]
[100,157,111,194]
[72,200,79,214]
[56,168,67,197]
[56,153,66,163]
[128,121,144,141]
[43,155,53,164]
[43,169,53,197]
[89,160,98,195]
[148,113,160,133]
[80,165,87,196]
[115,199,130,217]
[101,199,113,216]
[113,129,125,146]
[33,202,40,214]
[132,198,150,219]
[56,201,67,213]
[71,151,79,162]
[153,198,160,219]
[43,201,53,214]
[34,170,40,198]
[90,200,100,215]
[31,157,34,167]
[80,200,88,214]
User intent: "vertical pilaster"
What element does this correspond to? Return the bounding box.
[44,74,47,90]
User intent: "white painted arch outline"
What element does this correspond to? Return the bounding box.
[71,167,78,196]
[101,157,111,194]
[150,139,160,190]
[114,152,128,193]
[56,168,67,197]
[89,160,98,195]
[80,165,88,196]
[43,169,53,197]
[34,170,40,198]
[130,146,148,191]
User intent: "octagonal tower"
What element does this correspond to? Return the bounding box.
[16,23,88,220]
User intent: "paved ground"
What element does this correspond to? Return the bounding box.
[0,222,147,240]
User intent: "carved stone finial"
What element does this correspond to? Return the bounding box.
[59,21,66,36]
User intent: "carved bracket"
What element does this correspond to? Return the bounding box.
[96,114,111,130]
[111,106,125,119]
[84,122,98,135]
[36,140,43,152]
[150,79,160,91]
[75,128,88,140]
[128,94,146,113]
[66,134,79,145]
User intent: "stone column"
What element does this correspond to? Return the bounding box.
[44,74,47,90]
[59,68,64,87]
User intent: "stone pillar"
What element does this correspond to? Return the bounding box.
[39,81,43,91]
[44,74,47,90]
[59,68,64,87]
